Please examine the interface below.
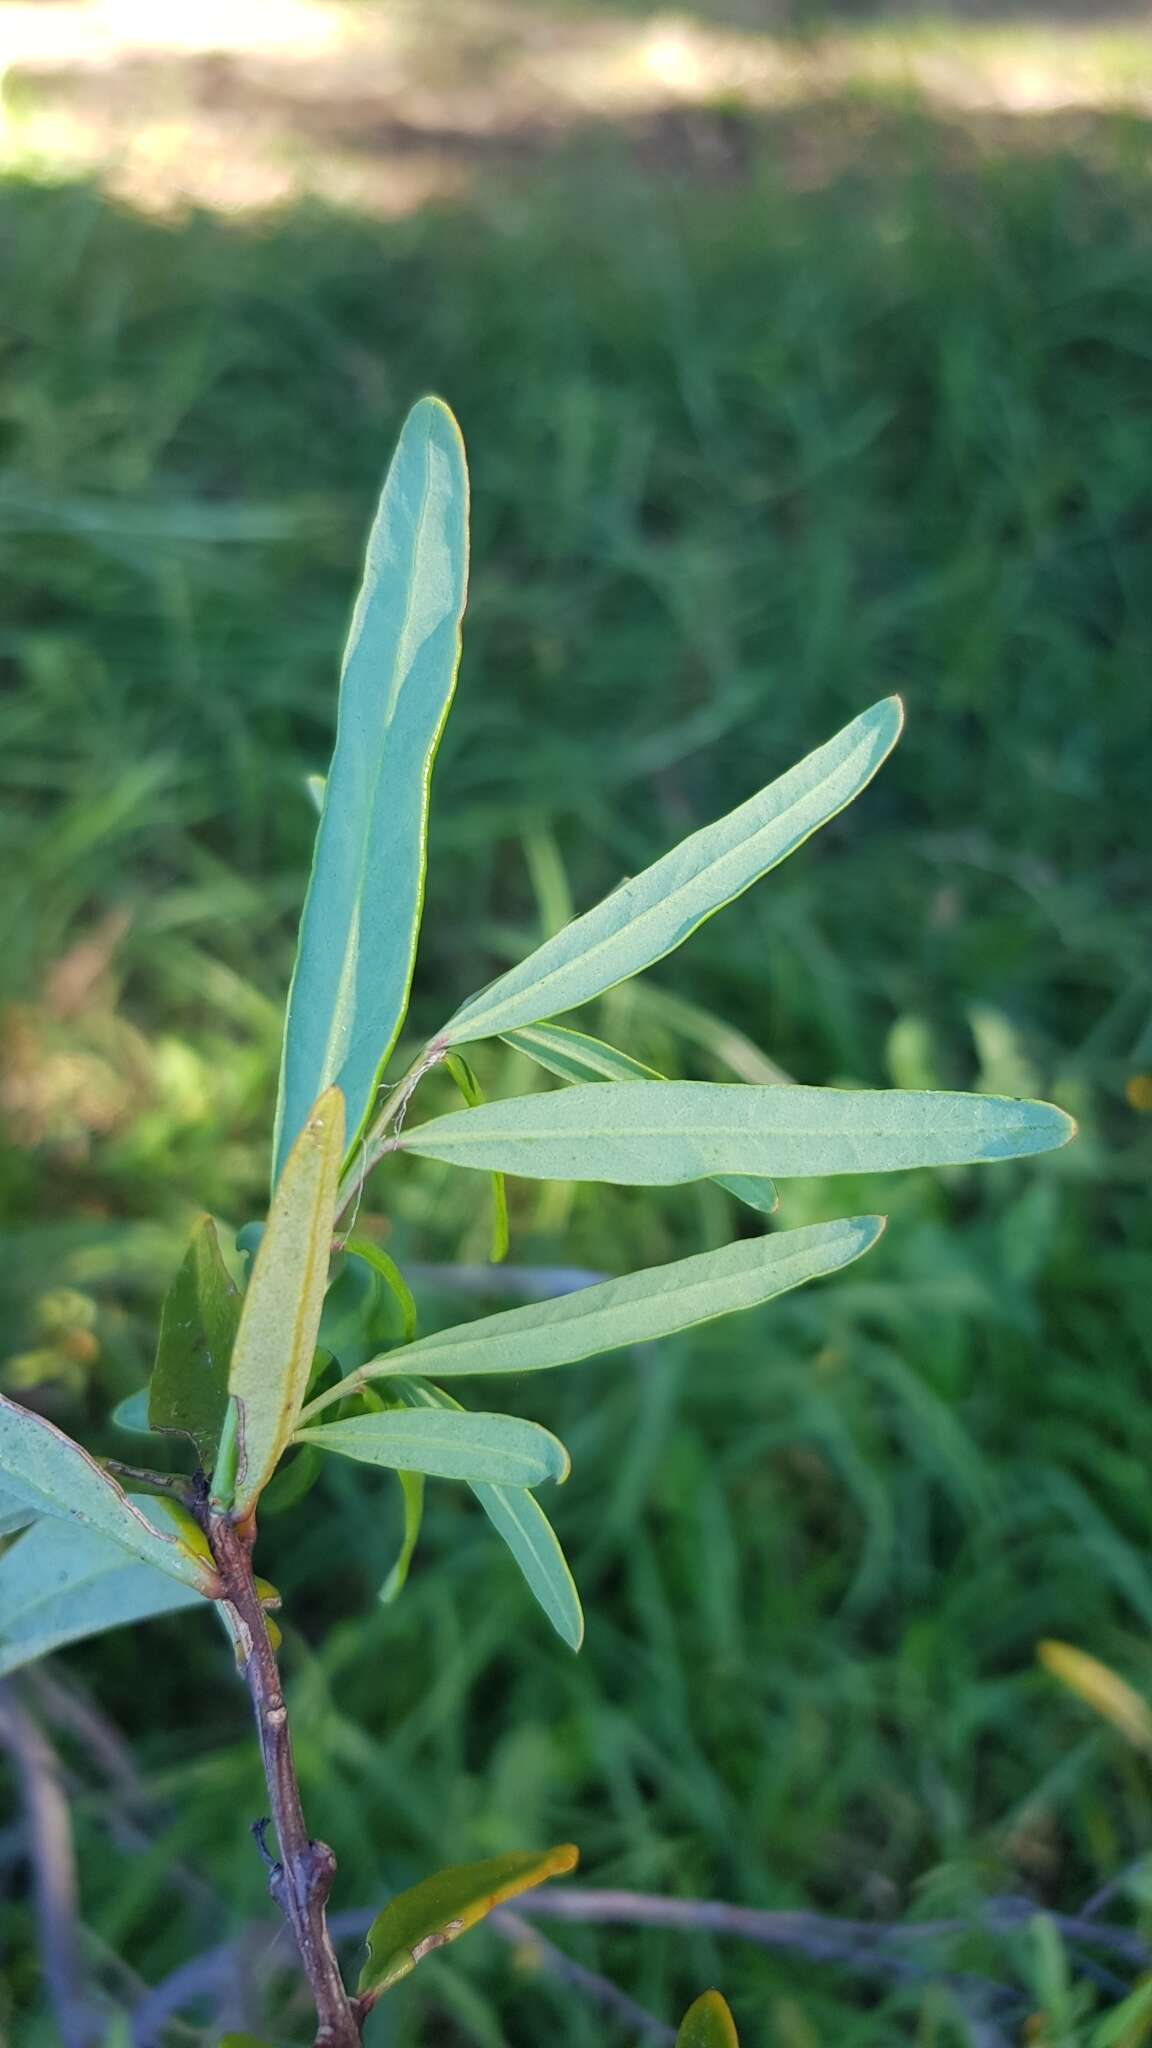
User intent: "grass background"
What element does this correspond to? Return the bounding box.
[1,4,1152,2040]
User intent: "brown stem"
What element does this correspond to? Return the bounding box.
[201,1505,360,2048]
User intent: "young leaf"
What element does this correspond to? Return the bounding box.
[274,397,470,1180]
[358,1843,579,1999]
[345,1236,418,1344]
[505,1022,778,1215]
[334,1218,884,1398]
[380,1469,425,1604]
[395,1081,1074,1184]
[439,697,903,1046]
[0,1514,205,1677]
[295,1408,570,1488]
[446,1052,509,1262]
[228,1087,345,1518]
[149,1213,240,1469]
[678,1990,740,2047]
[0,1394,213,1590]
[111,1391,154,1434]
[399,1379,583,1648]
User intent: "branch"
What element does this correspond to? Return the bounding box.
[200,1505,360,2048]
[492,1907,675,2041]
[0,1684,101,2048]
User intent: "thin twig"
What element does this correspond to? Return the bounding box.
[198,1503,360,2048]
[0,1684,101,2048]
[492,1907,675,2042]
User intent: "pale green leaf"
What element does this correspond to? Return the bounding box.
[379,1468,425,1604]
[274,397,470,1179]
[470,1481,583,1649]
[0,1394,212,1590]
[149,1213,240,1469]
[0,1513,205,1677]
[678,1990,740,2047]
[358,1844,579,1998]
[296,1408,570,1488]
[229,1087,345,1517]
[399,1379,583,1649]
[440,697,903,1046]
[342,1218,883,1393]
[504,1022,778,1215]
[396,1081,1075,1183]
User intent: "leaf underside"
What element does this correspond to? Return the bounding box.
[397,1081,1074,1183]
[296,1407,571,1489]
[274,396,470,1180]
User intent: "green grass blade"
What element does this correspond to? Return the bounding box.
[440,697,902,1046]
[296,1408,571,1487]
[505,1021,778,1216]
[274,397,470,1181]
[229,1087,345,1517]
[352,1218,883,1388]
[0,1394,213,1590]
[0,1515,205,1677]
[396,1081,1075,1183]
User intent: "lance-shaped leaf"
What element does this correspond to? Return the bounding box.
[296,1407,570,1488]
[274,397,469,1180]
[149,1213,240,1469]
[229,1087,345,1517]
[321,1219,883,1404]
[0,1394,213,1590]
[0,1514,205,1677]
[678,1991,740,2047]
[359,1844,579,1999]
[505,1022,778,1215]
[399,1379,583,1649]
[439,697,902,1046]
[395,1081,1074,1184]
[380,1469,425,1605]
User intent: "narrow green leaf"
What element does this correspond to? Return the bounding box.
[505,1022,778,1216]
[380,1469,425,1604]
[678,1990,740,2047]
[396,1081,1075,1183]
[471,1481,583,1649]
[440,697,903,1046]
[345,1237,418,1343]
[149,1214,240,1469]
[358,1843,579,1998]
[0,1514,204,1677]
[229,1087,345,1517]
[349,1218,883,1391]
[446,1053,510,1262]
[274,397,470,1180]
[399,1380,583,1648]
[296,1408,570,1488]
[0,1394,213,1590]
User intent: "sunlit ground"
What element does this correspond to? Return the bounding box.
[1,0,1151,214]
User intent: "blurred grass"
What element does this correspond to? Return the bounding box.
[1,50,1152,2048]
